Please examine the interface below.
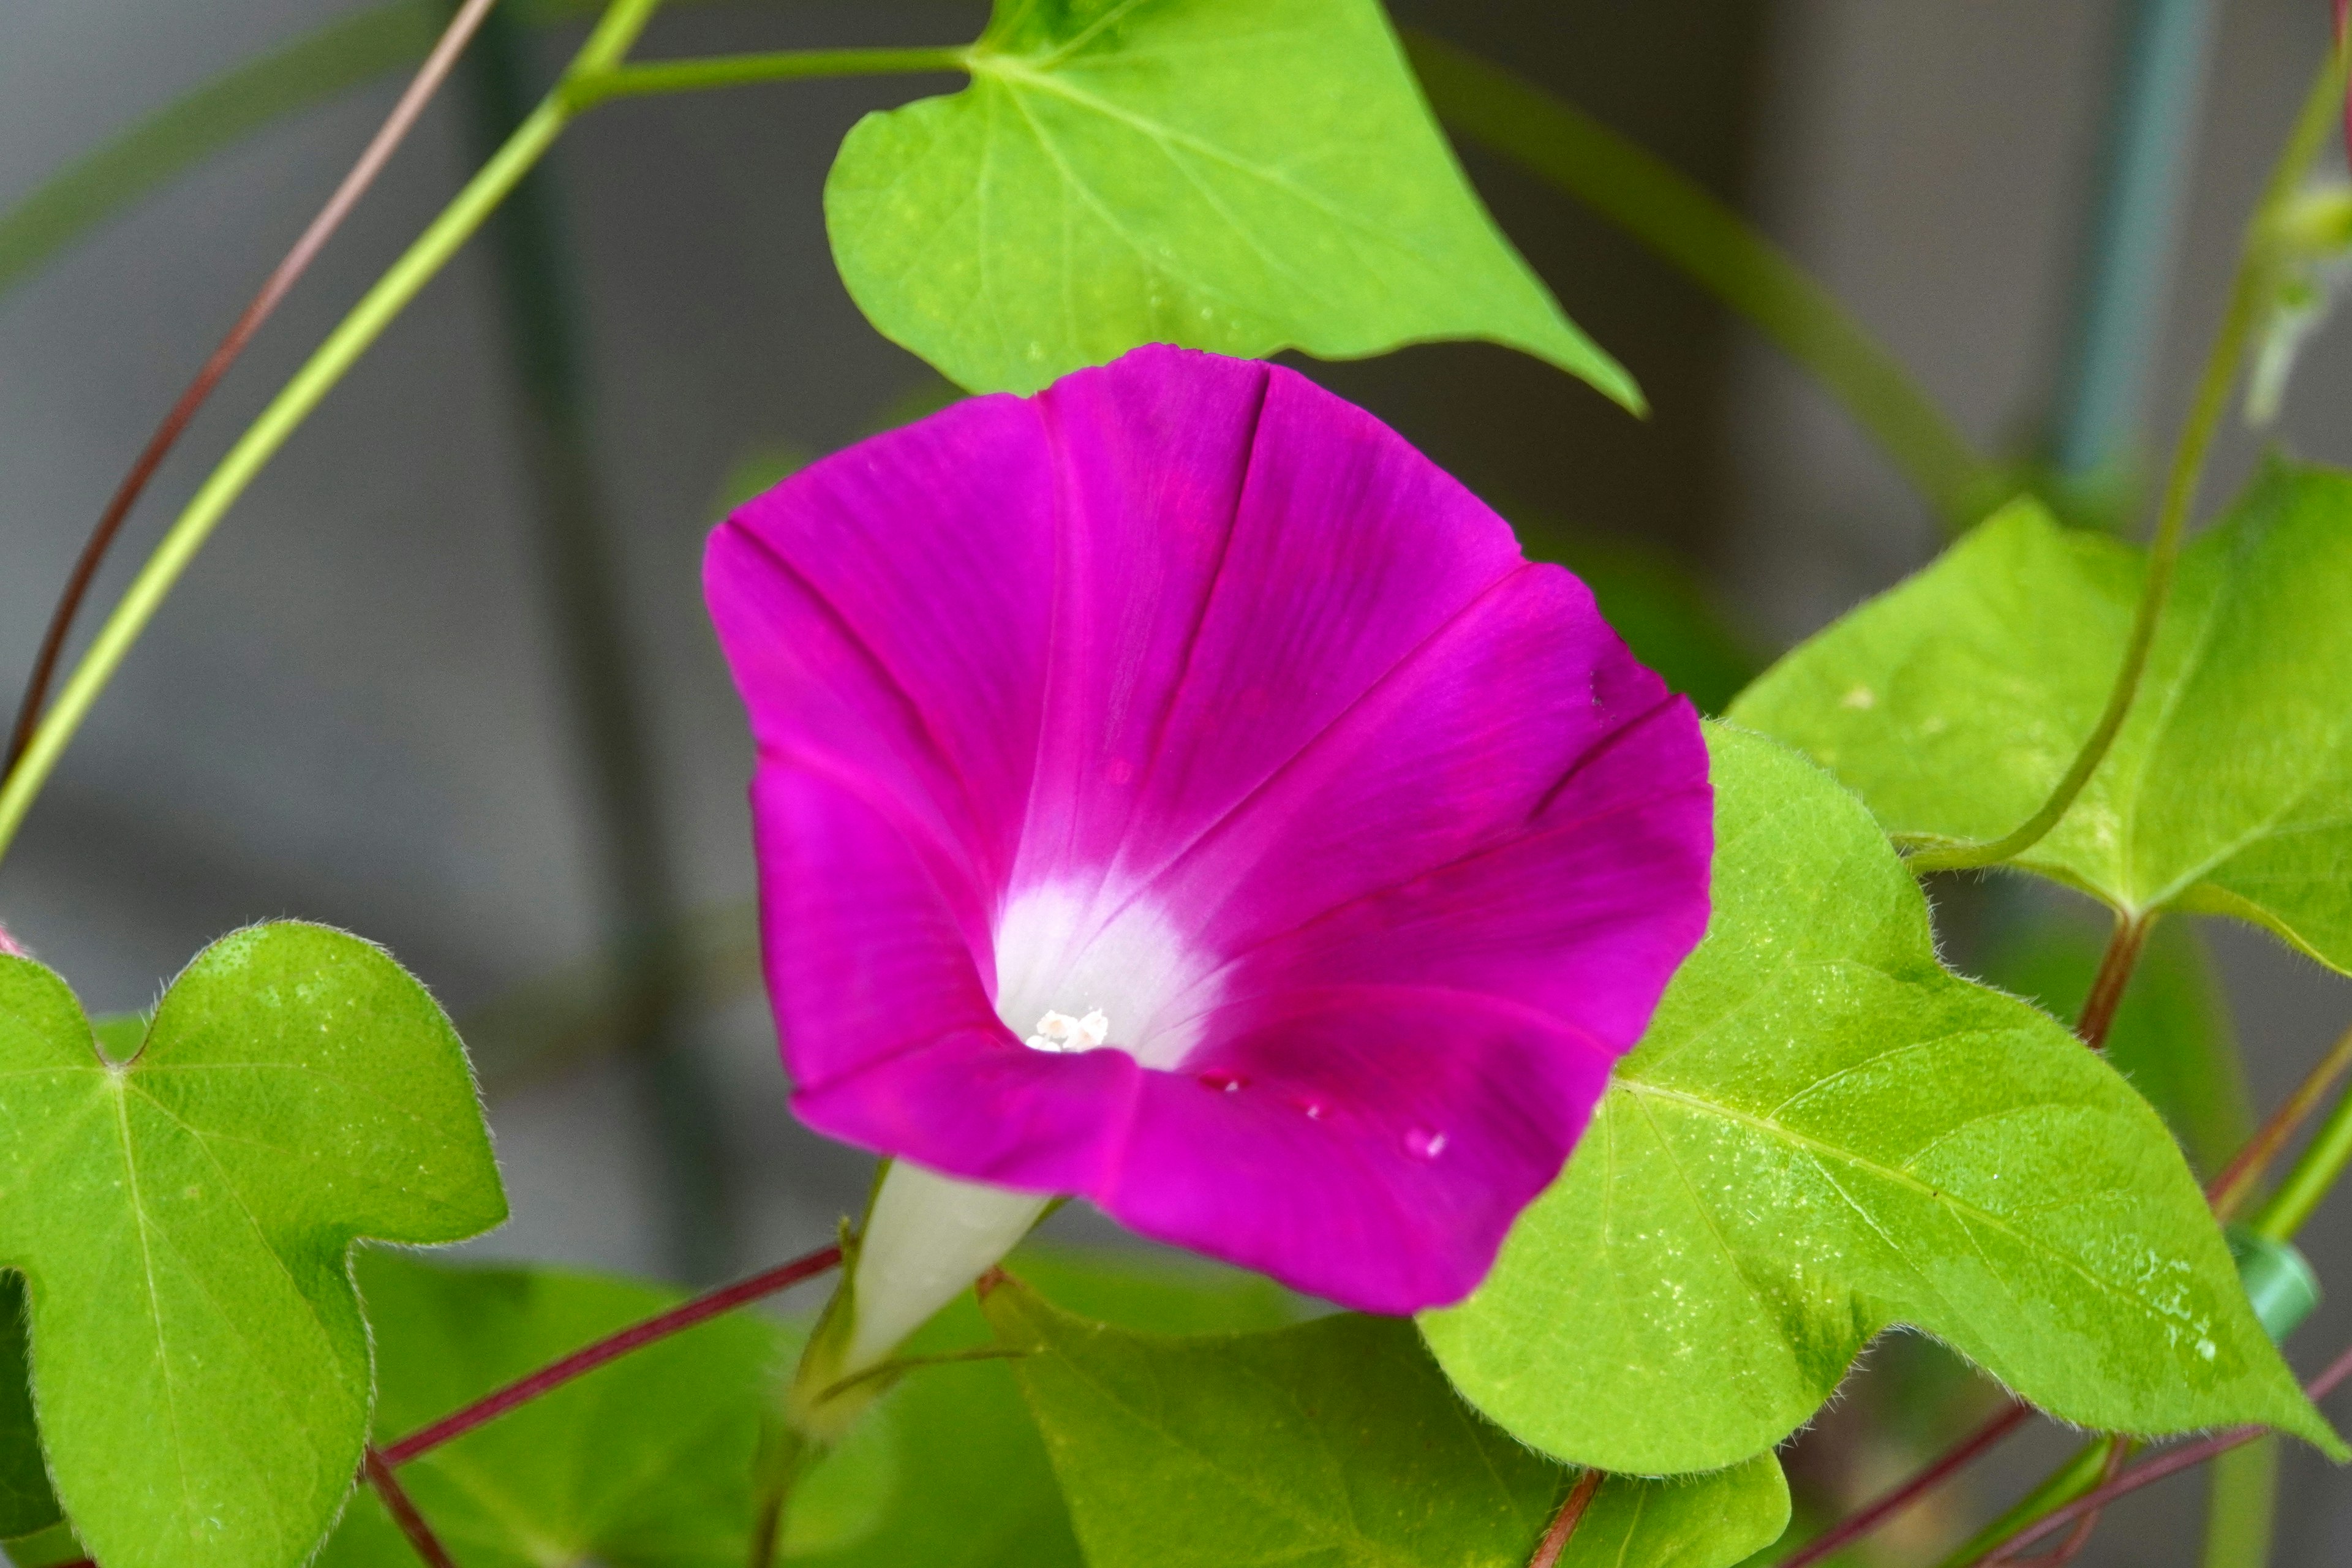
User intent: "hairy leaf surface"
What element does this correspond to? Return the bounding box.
[986,1278,1787,1567]
[0,925,505,1568]
[1731,466,2352,973]
[1420,726,2335,1474]
[826,0,1634,402]
[1981,909,2249,1177]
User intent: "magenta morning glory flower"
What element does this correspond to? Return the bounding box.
[707,346,1709,1360]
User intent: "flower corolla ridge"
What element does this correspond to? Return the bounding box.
[706,345,1712,1320]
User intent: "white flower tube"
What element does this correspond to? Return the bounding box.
[788,1161,1048,1439]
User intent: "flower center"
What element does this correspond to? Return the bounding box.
[992,883,1218,1071]
[1023,1008,1110,1053]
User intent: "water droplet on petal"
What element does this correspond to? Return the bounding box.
[1404,1128,1447,1160]
[1197,1070,1246,1093]
[1300,1101,1325,1120]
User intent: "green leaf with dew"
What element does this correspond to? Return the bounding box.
[1980,908,2250,1177]
[826,0,1635,402]
[985,1276,1787,1568]
[1420,725,2337,1475]
[1730,466,2352,975]
[0,924,505,1568]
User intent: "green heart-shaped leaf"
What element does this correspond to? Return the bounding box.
[1420,725,2337,1474]
[826,0,1635,402]
[0,924,505,1568]
[985,1276,1789,1568]
[1730,463,2352,973]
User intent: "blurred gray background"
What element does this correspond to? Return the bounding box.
[4,1,2351,1562]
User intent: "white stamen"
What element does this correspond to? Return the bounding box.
[1023,1007,1110,1053]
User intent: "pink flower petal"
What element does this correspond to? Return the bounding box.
[707,345,1712,1313]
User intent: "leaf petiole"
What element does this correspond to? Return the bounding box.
[1526,1468,1605,1568]
[379,1242,840,1465]
[564,45,971,109]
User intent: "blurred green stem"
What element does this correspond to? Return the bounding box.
[1406,29,1998,533]
[2247,1052,2352,1242]
[570,45,970,105]
[1932,1436,2117,1568]
[0,82,576,864]
[0,0,788,303]
[2201,1438,2278,1568]
[0,4,971,870]
[1904,45,2346,876]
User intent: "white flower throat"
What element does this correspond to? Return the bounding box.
[991,883,1217,1071]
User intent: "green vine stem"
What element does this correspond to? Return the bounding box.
[568,45,970,105]
[2198,1438,2278,1568]
[1963,1335,2352,1566]
[2245,1053,2352,1243]
[0,9,979,869]
[2209,1021,2352,1222]
[1405,29,1999,533]
[1931,1437,2117,1568]
[1904,43,2348,876]
[0,0,709,303]
[0,0,650,863]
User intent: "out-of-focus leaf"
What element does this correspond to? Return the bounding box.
[318,1253,786,1568]
[1,1522,86,1568]
[985,1278,1787,1568]
[1421,725,2337,1475]
[0,1278,58,1539]
[1980,908,2250,1177]
[0,925,506,1568]
[1731,466,2352,977]
[826,0,1635,403]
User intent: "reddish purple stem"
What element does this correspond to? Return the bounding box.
[365,1446,459,1568]
[1777,1402,2031,1568]
[380,1243,841,1465]
[1972,1341,2352,1566]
